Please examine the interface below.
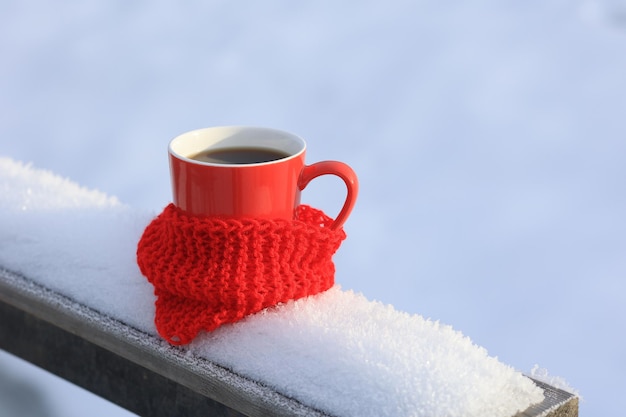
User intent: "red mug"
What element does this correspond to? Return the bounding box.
[168,126,358,230]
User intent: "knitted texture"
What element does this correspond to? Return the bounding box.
[137,203,346,345]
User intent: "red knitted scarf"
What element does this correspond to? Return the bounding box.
[136,203,346,345]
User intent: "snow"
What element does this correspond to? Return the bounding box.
[196,288,542,417]
[3,1,624,415]
[0,156,544,416]
[529,366,579,398]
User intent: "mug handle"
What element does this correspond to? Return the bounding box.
[299,161,359,230]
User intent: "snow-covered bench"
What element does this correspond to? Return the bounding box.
[0,157,578,417]
[0,267,577,417]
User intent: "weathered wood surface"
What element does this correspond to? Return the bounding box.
[0,267,577,417]
[514,378,578,417]
[0,267,323,417]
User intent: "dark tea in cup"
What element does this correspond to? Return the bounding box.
[189,147,290,164]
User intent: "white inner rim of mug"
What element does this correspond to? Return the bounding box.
[169,126,306,166]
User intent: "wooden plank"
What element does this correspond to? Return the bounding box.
[0,267,326,417]
[0,300,247,417]
[0,267,577,417]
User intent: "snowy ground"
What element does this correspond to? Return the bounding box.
[2,1,625,415]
